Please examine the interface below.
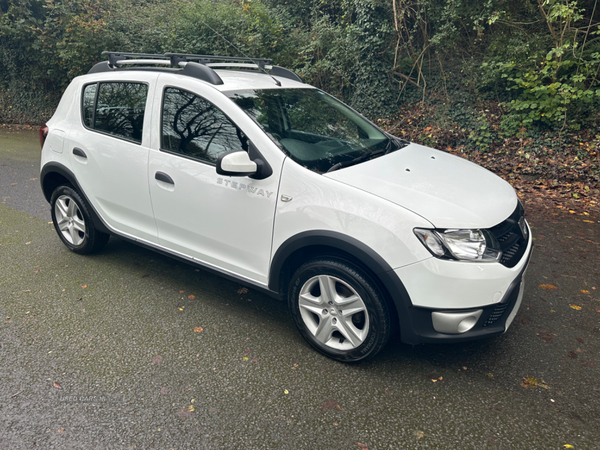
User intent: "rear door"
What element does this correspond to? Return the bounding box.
[67,74,158,243]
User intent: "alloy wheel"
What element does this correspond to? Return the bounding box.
[298,275,369,350]
[54,195,86,246]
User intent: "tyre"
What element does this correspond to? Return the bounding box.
[288,258,391,362]
[50,185,109,254]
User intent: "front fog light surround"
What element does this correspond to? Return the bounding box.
[414,228,502,262]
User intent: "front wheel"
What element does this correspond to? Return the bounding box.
[288,258,391,362]
[50,185,109,254]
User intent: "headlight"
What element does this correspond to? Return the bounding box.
[414,228,502,262]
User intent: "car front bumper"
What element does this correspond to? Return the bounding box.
[389,224,533,345]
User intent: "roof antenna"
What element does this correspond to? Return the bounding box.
[197,18,281,86]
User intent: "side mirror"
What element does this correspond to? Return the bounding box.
[216,144,273,180]
[216,151,257,177]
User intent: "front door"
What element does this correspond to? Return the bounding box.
[148,83,280,285]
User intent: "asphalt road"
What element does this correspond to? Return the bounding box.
[1,129,599,449]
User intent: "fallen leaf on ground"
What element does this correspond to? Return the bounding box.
[193,327,203,333]
[539,284,558,290]
[57,428,64,434]
[237,288,249,294]
[569,304,582,310]
[355,443,368,449]
[581,290,590,294]
[81,285,87,289]
[321,399,338,412]
[521,376,538,388]
[177,405,192,419]
[284,389,289,394]
[415,430,425,440]
[537,331,557,343]
[53,381,62,389]
[188,295,195,299]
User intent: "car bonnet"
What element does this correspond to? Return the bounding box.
[324,143,518,229]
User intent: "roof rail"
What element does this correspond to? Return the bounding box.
[87,52,302,84]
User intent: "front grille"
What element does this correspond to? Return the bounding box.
[483,303,509,326]
[489,202,528,268]
[500,242,520,265]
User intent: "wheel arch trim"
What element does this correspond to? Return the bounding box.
[41,162,110,234]
[269,230,420,342]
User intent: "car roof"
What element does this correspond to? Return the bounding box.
[213,69,308,92]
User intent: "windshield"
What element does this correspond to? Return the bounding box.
[226,88,403,173]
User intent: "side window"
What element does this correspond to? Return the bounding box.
[81,82,148,144]
[82,83,97,128]
[161,87,247,164]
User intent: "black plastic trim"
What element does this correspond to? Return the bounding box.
[89,61,224,85]
[268,230,416,341]
[248,142,273,179]
[269,66,302,83]
[40,162,110,234]
[121,238,281,300]
[155,171,174,185]
[181,62,224,85]
[72,147,87,158]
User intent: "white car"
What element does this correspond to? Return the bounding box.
[39,52,532,362]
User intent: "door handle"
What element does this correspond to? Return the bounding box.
[72,147,87,158]
[155,171,174,185]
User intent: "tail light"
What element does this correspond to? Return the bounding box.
[39,125,49,149]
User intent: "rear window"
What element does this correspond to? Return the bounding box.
[81,82,148,143]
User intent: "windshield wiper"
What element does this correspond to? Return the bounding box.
[326,138,406,173]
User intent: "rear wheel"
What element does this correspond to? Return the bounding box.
[288,258,391,362]
[50,186,109,254]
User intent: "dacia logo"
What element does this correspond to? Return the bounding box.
[216,178,274,199]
